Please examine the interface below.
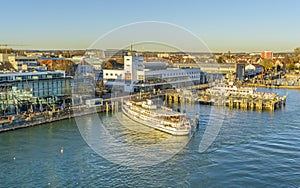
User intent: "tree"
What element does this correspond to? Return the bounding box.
[292,47,300,63]
[261,59,273,71]
[284,54,292,64]
[287,63,295,71]
[294,47,300,56]
[227,50,231,58]
[217,56,225,63]
[54,51,62,57]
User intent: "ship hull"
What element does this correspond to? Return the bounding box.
[122,104,190,136]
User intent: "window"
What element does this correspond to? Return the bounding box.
[106,73,108,76]
[110,73,113,76]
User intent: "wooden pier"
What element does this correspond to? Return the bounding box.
[164,89,196,104]
[198,94,286,111]
[164,89,286,111]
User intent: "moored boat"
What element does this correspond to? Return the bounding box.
[122,99,191,136]
[206,82,256,96]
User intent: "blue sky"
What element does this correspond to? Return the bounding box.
[1,0,299,52]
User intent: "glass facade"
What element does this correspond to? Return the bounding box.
[0,72,71,98]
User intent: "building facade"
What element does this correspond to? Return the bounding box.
[261,51,273,59]
[103,55,206,92]
[15,56,40,71]
[0,71,72,115]
[0,71,71,98]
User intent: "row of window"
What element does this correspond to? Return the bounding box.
[105,73,123,77]
[162,72,200,77]
[0,74,64,81]
[16,59,37,61]
[104,71,201,78]
[16,80,68,97]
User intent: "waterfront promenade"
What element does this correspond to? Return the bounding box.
[245,83,300,89]
[0,105,107,133]
[0,82,292,133]
[0,91,163,133]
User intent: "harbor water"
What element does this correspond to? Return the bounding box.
[1,88,300,187]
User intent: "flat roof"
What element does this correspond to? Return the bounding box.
[0,71,65,76]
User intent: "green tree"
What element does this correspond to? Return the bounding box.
[217,56,225,63]
[261,59,273,70]
[293,47,300,63]
[227,51,231,58]
[54,51,62,57]
[287,63,295,71]
[294,47,300,56]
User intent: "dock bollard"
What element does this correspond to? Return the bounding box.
[106,102,109,113]
[115,101,118,112]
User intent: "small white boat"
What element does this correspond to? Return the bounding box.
[122,99,191,136]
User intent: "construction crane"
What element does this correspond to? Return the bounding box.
[0,44,29,54]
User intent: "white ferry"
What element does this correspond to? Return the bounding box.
[206,82,256,96]
[122,99,191,136]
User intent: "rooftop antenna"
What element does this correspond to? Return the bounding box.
[128,44,133,56]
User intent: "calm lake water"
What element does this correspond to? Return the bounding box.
[1,88,300,187]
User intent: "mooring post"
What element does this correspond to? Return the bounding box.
[106,102,109,114]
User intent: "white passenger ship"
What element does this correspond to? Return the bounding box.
[122,99,191,136]
[206,82,256,96]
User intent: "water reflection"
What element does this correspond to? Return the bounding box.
[76,112,191,167]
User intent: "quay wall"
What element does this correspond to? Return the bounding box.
[0,102,120,133]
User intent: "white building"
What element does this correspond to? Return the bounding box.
[15,56,40,71]
[124,55,144,92]
[103,55,205,92]
[0,53,17,71]
[103,69,124,80]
